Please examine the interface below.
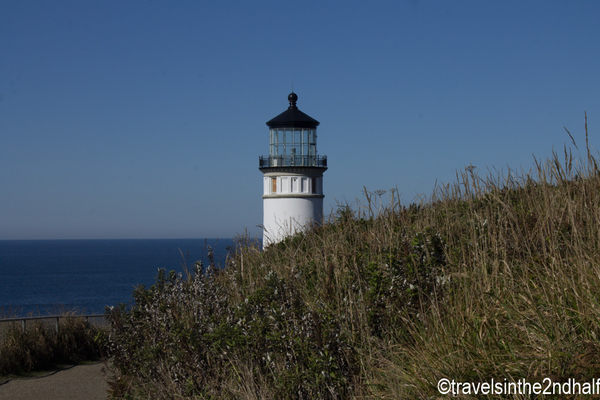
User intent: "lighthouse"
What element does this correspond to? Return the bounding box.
[259,92,327,246]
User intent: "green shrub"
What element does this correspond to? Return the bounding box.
[0,316,104,375]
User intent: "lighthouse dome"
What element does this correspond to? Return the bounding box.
[266,92,320,129]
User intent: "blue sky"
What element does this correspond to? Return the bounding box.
[1,0,599,240]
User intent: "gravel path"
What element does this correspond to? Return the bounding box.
[0,362,111,400]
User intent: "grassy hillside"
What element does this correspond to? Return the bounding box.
[106,120,600,399]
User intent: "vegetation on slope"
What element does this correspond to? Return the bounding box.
[106,118,600,399]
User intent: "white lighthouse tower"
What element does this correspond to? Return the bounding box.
[259,92,327,246]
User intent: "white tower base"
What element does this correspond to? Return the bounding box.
[262,170,324,247]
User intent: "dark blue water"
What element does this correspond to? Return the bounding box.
[0,239,235,317]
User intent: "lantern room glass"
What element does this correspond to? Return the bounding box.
[269,128,317,166]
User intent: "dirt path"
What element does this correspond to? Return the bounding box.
[0,362,111,400]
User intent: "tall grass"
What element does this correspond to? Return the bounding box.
[107,117,600,398]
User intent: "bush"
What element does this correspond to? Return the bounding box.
[106,262,357,398]
[0,315,105,375]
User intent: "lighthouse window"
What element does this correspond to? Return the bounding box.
[267,128,319,167]
[271,178,277,193]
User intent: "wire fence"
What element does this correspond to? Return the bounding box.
[0,314,108,341]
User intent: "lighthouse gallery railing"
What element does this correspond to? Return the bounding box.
[259,155,327,169]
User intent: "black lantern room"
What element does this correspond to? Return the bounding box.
[259,92,327,169]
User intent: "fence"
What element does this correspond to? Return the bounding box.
[0,314,108,338]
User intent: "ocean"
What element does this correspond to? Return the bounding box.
[0,238,236,318]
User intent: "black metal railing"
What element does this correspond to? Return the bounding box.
[259,155,327,169]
